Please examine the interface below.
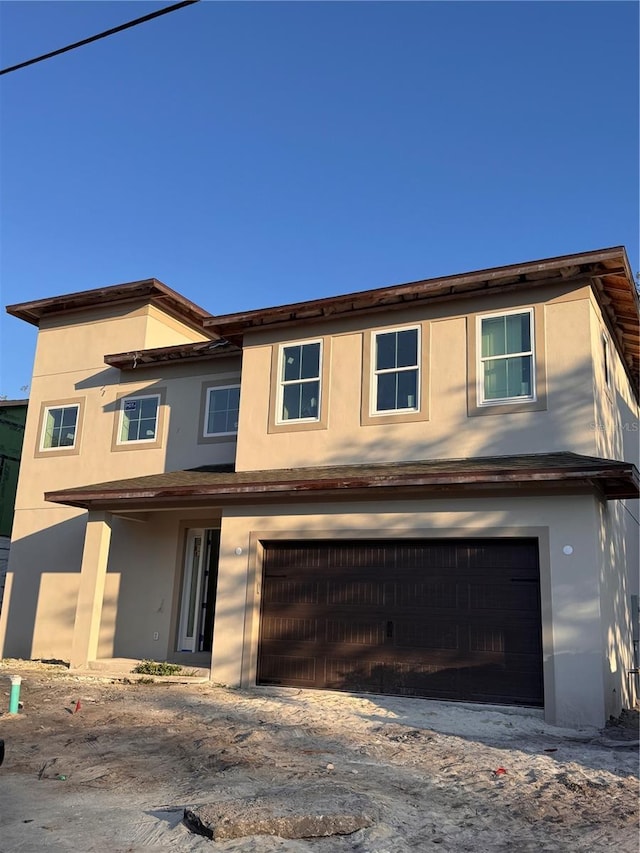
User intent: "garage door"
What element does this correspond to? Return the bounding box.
[257,539,543,706]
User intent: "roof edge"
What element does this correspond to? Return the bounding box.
[204,246,633,332]
[45,454,639,509]
[104,339,242,370]
[6,278,211,332]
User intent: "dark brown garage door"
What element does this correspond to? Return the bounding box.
[257,539,543,707]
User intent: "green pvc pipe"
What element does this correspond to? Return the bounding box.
[9,676,21,714]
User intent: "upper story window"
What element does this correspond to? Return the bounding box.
[35,397,85,458]
[278,340,322,422]
[118,394,161,443]
[372,327,420,414]
[204,385,240,436]
[478,309,535,405]
[40,404,79,450]
[602,332,612,391]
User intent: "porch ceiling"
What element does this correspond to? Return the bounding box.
[44,453,639,510]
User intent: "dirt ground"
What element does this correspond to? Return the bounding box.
[0,660,638,853]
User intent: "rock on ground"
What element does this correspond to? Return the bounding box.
[184,782,378,840]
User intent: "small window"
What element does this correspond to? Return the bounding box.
[40,404,79,450]
[278,341,322,422]
[478,310,535,404]
[118,394,160,443]
[204,385,240,436]
[602,333,612,390]
[372,327,420,413]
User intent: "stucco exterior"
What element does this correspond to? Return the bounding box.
[234,286,606,472]
[214,495,614,728]
[1,249,637,729]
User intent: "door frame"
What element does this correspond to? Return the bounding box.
[177,528,206,652]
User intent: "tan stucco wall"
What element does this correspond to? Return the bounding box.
[0,506,223,664]
[98,510,222,661]
[33,304,151,377]
[0,506,86,659]
[0,299,238,660]
[234,285,600,472]
[595,497,639,719]
[2,492,629,728]
[15,359,241,512]
[212,494,616,728]
[586,295,640,699]
[588,292,639,465]
[143,304,210,348]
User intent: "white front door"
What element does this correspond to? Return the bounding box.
[177,528,206,652]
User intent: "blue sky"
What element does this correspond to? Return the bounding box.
[0,1,638,399]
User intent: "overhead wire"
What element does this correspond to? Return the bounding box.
[0,0,201,77]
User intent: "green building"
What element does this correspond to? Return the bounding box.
[0,399,28,604]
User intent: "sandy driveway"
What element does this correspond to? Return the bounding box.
[0,661,637,852]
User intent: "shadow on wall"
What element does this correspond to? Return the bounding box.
[75,368,239,475]
[597,497,638,714]
[5,343,636,725]
[1,513,87,659]
[320,355,600,467]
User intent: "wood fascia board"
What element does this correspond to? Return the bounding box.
[590,282,640,400]
[6,279,211,332]
[209,275,601,341]
[45,464,639,508]
[204,248,630,332]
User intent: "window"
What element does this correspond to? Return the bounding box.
[118,394,160,443]
[602,333,612,390]
[478,310,535,404]
[40,404,79,450]
[372,327,420,413]
[278,341,321,422]
[204,385,240,436]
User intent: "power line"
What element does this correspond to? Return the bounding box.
[0,0,201,77]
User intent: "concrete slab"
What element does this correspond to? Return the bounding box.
[184,782,378,841]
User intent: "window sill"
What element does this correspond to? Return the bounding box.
[468,397,547,417]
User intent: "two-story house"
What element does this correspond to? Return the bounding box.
[0,247,638,728]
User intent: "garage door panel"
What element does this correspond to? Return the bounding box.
[326,619,385,645]
[395,620,459,650]
[327,581,386,606]
[258,539,543,707]
[260,654,317,684]
[264,580,320,605]
[261,616,319,643]
[325,659,384,692]
[395,581,458,608]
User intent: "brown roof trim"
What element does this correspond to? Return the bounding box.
[104,339,241,370]
[204,247,634,332]
[0,399,29,408]
[204,246,639,394]
[45,453,639,510]
[6,278,211,332]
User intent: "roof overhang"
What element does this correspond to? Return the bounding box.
[104,339,241,370]
[6,278,211,334]
[204,247,639,395]
[44,454,639,511]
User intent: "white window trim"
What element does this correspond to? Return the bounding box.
[203,384,240,437]
[477,308,536,407]
[39,403,80,452]
[116,393,162,445]
[276,339,323,424]
[370,325,421,416]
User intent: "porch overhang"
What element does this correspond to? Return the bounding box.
[44,453,640,511]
